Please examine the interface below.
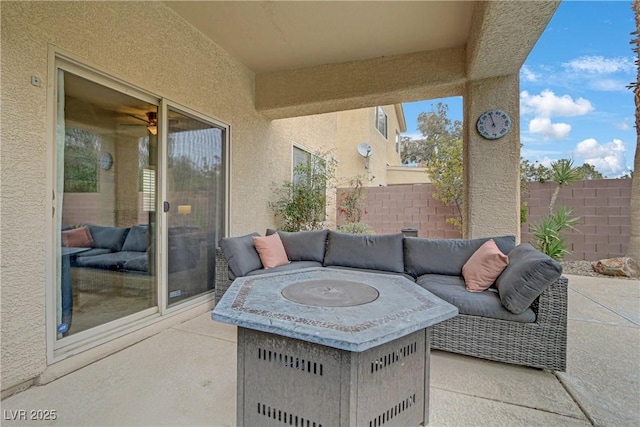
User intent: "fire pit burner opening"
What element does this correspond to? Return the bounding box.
[281,279,379,307]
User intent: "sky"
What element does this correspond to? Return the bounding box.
[402,0,637,178]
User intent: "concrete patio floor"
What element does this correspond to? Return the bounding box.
[2,274,638,427]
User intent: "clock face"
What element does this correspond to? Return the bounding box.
[99,152,113,170]
[476,110,511,140]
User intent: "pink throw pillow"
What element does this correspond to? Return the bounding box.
[62,226,93,248]
[252,233,289,269]
[462,239,508,292]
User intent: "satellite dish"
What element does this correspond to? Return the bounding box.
[357,143,373,158]
[357,143,373,169]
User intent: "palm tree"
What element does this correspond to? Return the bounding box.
[548,159,582,215]
[626,0,639,261]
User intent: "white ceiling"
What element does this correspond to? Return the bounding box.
[165,1,474,74]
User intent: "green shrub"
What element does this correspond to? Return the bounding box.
[337,222,375,234]
[532,206,579,260]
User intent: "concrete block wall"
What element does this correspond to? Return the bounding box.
[337,183,462,239]
[521,179,632,261]
[338,179,632,261]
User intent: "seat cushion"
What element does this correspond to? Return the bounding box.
[74,251,143,270]
[219,232,262,278]
[404,235,516,278]
[323,231,404,273]
[122,254,149,272]
[246,261,322,276]
[416,274,535,323]
[496,243,562,315]
[266,229,328,262]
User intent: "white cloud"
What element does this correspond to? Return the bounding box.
[563,56,635,74]
[589,78,629,92]
[520,90,594,118]
[574,138,629,177]
[520,65,539,83]
[528,117,571,140]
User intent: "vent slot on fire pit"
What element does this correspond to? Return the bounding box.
[368,394,416,427]
[258,348,324,376]
[257,402,322,427]
[370,341,418,373]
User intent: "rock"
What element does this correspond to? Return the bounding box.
[592,257,639,278]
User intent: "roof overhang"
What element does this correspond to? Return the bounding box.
[164,1,560,119]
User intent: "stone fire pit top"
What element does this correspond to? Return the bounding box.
[212,268,458,352]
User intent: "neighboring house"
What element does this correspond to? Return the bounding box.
[335,104,430,187]
[0,1,557,397]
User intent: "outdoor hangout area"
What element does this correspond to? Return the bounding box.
[3,271,638,426]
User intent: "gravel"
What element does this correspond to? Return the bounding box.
[560,260,637,280]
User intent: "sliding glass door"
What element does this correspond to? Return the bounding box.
[52,60,227,350]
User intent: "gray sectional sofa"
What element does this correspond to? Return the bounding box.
[215,230,567,371]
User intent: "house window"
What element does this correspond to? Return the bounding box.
[375,106,387,139]
[395,131,401,153]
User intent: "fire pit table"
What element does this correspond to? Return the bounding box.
[212,267,457,427]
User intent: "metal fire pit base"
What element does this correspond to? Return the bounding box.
[237,327,430,427]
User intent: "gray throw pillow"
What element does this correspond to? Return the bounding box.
[121,225,149,252]
[88,224,130,252]
[266,229,328,262]
[496,243,562,314]
[323,231,404,273]
[219,233,262,277]
[404,235,516,277]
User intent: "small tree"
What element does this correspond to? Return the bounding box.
[337,176,374,234]
[269,152,336,231]
[425,138,463,231]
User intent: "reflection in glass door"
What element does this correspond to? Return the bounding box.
[165,107,225,306]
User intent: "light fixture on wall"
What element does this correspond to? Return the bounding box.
[357,143,373,169]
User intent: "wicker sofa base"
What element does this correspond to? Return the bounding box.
[430,277,568,371]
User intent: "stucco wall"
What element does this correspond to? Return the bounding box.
[336,105,402,187]
[0,1,332,391]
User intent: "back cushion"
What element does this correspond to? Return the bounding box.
[61,226,93,248]
[88,224,130,252]
[219,232,262,278]
[323,231,404,273]
[121,225,149,252]
[266,229,328,262]
[404,235,516,277]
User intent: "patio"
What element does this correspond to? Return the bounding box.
[3,273,638,427]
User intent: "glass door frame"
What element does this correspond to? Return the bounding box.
[46,49,230,363]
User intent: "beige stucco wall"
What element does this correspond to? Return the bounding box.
[386,167,432,185]
[0,1,333,392]
[336,105,403,187]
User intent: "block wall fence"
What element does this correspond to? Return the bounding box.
[337,179,632,261]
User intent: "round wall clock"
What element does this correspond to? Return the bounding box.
[476,109,511,140]
[99,152,113,170]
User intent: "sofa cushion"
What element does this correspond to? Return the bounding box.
[404,235,516,278]
[266,229,328,262]
[74,251,143,270]
[122,254,149,272]
[121,225,149,252]
[496,243,562,315]
[252,233,290,269]
[462,239,509,292]
[88,224,130,252]
[62,226,93,248]
[219,232,262,278]
[323,231,404,273]
[246,261,323,277]
[416,274,535,323]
